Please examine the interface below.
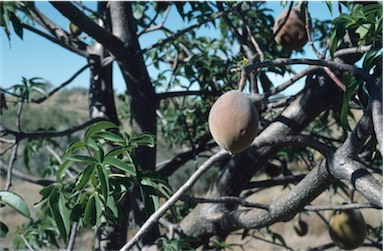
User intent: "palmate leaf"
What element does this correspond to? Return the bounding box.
[49,187,69,243]
[84,195,102,226]
[128,131,156,148]
[103,156,136,176]
[0,191,31,219]
[97,165,110,203]
[75,164,96,190]
[84,121,118,142]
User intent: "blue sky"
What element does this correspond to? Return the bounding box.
[1,1,341,95]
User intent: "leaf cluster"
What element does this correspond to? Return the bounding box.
[7,121,172,247]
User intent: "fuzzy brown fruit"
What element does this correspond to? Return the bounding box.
[273,7,310,51]
[328,209,367,250]
[208,90,259,154]
[294,219,308,237]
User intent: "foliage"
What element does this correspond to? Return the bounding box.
[14,121,169,247]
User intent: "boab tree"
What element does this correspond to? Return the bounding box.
[0,1,382,251]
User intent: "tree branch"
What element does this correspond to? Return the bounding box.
[231,58,375,84]
[50,1,128,62]
[2,117,106,141]
[23,24,89,57]
[120,134,335,250]
[119,150,230,251]
[32,63,92,104]
[156,90,221,101]
[0,159,54,186]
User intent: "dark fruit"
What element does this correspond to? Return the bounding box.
[328,209,367,250]
[294,219,308,237]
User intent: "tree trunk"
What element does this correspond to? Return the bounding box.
[106,2,159,250]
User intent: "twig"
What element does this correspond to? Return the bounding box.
[323,67,346,91]
[245,174,306,190]
[140,6,234,55]
[5,141,19,190]
[0,159,54,186]
[156,90,221,100]
[251,231,294,251]
[23,24,88,57]
[304,3,323,59]
[138,4,171,36]
[33,64,91,103]
[20,234,34,251]
[180,195,269,210]
[230,58,374,84]
[3,117,106,141]
[119,150,230,251]
[272,1,294,43]
[120,135,334,250]
[250,65,321,103]
[137,9,160,36]
[304,203,379,211]
[66,222,79,251]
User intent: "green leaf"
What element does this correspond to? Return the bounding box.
[0,221,9,238]
[56,159,73,181]
[259,71,274,92]
[69,155,98,164]
[328,30,338,58]
[70,204,84,223]
[325,1,333,15]
[97,165,110,203]
[340,80,359,131]
[58,192,70,238]
[94,195,102,226]
[63,141,87,159]
[0,191,31,219]
[132,133,155,148]
[356,23,371,39]
[363,47,381,71]
[84,121,118,142]
[84,195,96,226]
[133,3,144,19]
[94,131,125,144]
[75,164,96,190]
[139,186,155,217]
[105,194,119,219]
[84,194,102,227]
[49,187,68,243]
[103,156,136,176]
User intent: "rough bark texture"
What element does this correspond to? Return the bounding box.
[109,2,159,250]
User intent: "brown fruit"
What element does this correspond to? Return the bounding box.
[294,219,308,237]
[328,209,367,250]
[273,7,310,51]
[208,90,259,154]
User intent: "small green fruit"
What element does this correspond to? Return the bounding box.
[208,90,259,154]
[328,209,367,250]
[69,22,82,37]
[294,219,308,237]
